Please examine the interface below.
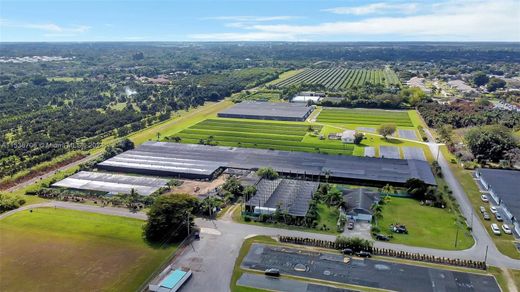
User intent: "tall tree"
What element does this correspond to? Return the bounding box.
[378,123,397,140]
[143,193,199,243]
[465,125,517,162]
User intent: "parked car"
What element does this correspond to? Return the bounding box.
[483,212,490,220]
[375,234,390,241]
[479,206,486,213]
[495,213,503,221]
[347,221,355,230]
[491,224,501,235]
[490,206,497,214]
[391,224,408,234]
[356,251,372,258]
[264,268,280,277]
[502,224,512,235]
[341,248,354,255]
[481,195,489,202]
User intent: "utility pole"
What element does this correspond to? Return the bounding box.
[454,226,459,248]
[186,212,190,235]
[484,245,489,265]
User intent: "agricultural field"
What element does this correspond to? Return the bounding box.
[0,208,177,291]
[271,68,401,89]
[317,108,414,127]
[169,118,355,155]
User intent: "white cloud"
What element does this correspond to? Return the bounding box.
[203,16,299,22]
[323,3,418,15]
[189,32,298,41]
[192,0,519,41]
[0,19,90,36]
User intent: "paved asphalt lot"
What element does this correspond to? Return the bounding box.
[237,273,356,292]
[242,243,501,292]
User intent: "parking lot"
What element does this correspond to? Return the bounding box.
[242,243,500,292]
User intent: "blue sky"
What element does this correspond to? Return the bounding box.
[0,0,519,42]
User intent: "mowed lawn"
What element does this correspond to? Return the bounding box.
[317,108,414,127]
[0,208,177,292]
[377,197,474,250]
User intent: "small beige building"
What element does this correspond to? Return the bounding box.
[341,130,356,143]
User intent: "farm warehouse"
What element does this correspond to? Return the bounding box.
[98,142,436,186]
[217,101,314,121]
[52,171,169,196]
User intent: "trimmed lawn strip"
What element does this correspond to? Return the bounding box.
[440,146,520,259]
[376,197,474,250]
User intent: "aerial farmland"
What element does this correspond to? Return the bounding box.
[272,68,401,89]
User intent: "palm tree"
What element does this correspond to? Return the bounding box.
[371,202,383,225]
[326,187,343,206]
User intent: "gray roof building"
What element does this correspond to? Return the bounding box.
[246,178,319,217]
[341,188,381,221]
[98,142,437,186]
[218,101,314,121]
[476,168,520,223]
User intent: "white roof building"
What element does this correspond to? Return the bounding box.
[341,130,356,143]
[292,95,322,103]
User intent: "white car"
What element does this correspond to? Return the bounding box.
[491,224,501,235]
[502,224,512,235]
[490,206,497,214]
[481,195,489,202]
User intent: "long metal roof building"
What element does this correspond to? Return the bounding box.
[98,142,436,185]
[217,101,314,121]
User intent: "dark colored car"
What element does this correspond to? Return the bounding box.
[347,221,355,230]
[375,234,390,241]
[194,232,200,240]
[356,251,372,258]
[264,268,280,277]
[495,213,503,221]
[341,248,354,255]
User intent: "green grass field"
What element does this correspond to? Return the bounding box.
[0,208,177,291]
[170,118,356,155]
[317,108,414,127]
[376,197,474,250]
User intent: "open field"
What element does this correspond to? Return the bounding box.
[317,108,414,127]
[265,69,304,86]
[376,197,475,250]
[171,118,355,155]
[0,208,177,292]
[271,68,400,89]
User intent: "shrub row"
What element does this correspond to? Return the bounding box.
[279,236,486,270]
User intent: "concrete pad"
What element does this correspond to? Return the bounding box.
[380,146,400,159]
[356,127,375,133]
[398,129,419,141]
[363,147,376,157]
[402,147,426,161]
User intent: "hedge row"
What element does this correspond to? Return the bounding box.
[278,236,486,270]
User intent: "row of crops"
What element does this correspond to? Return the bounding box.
[317,108,414,127]
[272,68,401,89]
[170,119,354,155]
